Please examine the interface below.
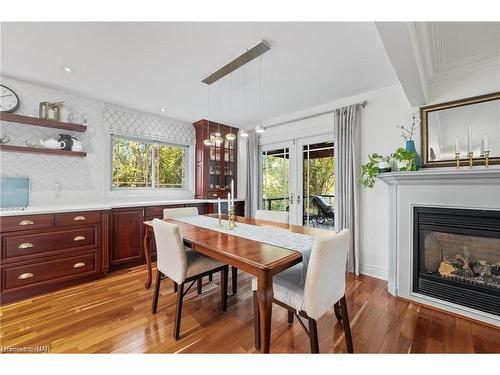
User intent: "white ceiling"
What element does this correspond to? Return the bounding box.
[0,22,398,126]
[412,22,500,84]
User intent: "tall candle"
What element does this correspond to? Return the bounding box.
[227,192,231,207]
[217,197,221,216]
[455,138,459,154]
[484,133,489,151]
[467,126,472,154]
[231,179,234,206]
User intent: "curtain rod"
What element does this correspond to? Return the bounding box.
[263,100,367,130]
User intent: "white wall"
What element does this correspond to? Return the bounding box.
[241,83,415,280]
[0,77,196,207]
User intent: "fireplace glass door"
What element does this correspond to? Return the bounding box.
[413,207,500,316]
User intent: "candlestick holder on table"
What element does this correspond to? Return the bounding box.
[227,204,236,230]
[468,152,474,168]
[455,153,461,169]
[216,213,224,228]
[484,151,490,168]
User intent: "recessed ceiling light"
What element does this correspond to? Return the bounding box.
[62,66,72,73]
[161,108,166,112]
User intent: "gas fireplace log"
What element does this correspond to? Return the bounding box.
[438,261,457,276]
[455,254,470,269]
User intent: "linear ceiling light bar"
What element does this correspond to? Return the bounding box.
[202,40,271,85]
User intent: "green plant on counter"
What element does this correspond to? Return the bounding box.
[359,153,389,188]
[391,147,417,171]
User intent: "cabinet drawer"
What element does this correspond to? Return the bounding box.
[55,211,101,227]
[145,205,183,218]
[3,227,98,260]
[3,251,98,290]
[0,215,54,232]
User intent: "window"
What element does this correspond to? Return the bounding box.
[112,135,187,189]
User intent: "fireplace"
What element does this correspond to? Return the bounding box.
[413,207,500,316]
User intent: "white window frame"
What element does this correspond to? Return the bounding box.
[110,134,190,191]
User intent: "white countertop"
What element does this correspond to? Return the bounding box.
[0,198,244,216]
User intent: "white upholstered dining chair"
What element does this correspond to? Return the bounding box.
[163,206,207,293]
[163,206,232,293]
[255,209,289,224]
[252,229,353,353]
[163,207,199,219]
[151,219,228,340]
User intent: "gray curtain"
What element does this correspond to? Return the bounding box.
[245,131,259,218]
[334,104,361,274]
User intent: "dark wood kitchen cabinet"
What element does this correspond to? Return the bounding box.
[193,119,238,199]
[0,210,109,303]
[110,208,144,268]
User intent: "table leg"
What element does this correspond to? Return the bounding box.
[256,272,273,353]
[143,226,153,289]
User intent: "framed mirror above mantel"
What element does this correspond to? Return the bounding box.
[420,92,500,168]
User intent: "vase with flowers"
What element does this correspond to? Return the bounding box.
[397,112,422,169]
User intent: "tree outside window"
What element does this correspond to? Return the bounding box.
[112,135,187,189]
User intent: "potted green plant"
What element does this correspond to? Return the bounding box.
[391,147,417,171]
[359,153,391,188]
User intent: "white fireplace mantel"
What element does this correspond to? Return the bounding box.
[377,167,500,185]
[378,167,500,326]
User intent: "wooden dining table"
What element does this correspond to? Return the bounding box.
[142,214,325,353]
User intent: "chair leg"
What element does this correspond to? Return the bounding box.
[173,283,184,340]
[231,266,238,295]
[151,270,162,314]
[173,282,178,293]
[287,311,294,324]
[253,291,261,350]
[340,296,354,353]
[197,278,202,294]
[307,317,319,354]
[334,301,343,321]
[208,273,213,282]
[220,266,228,312]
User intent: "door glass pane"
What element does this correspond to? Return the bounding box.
[262,148,289,211]
[303,142,335,229]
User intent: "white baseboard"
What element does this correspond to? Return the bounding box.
[359,264,388,281]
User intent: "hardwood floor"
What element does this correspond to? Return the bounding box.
[1,264,498,353]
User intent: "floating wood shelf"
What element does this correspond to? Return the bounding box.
[0,144,87,157]
[0,113,87,133]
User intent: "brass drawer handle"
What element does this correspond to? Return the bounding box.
[73,262,85,268]
[73,216,86,221]
[19,243,34,249]
[18,273,34,280]
[73,236,85,241]
[19,220,34,226]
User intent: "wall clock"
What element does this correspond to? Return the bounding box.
[0,85,20,113]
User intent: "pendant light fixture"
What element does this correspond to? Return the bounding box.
[239,63,249,137]
[203,83,214,146]
[255,56,265,134]
[214,81,224,146]
[225,72,236,141]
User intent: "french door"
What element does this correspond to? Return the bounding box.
[260,141,296,218]
[259,135,335,229]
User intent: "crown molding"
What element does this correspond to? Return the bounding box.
[412,22,500,85]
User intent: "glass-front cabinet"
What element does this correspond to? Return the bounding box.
[194,119,238,199]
